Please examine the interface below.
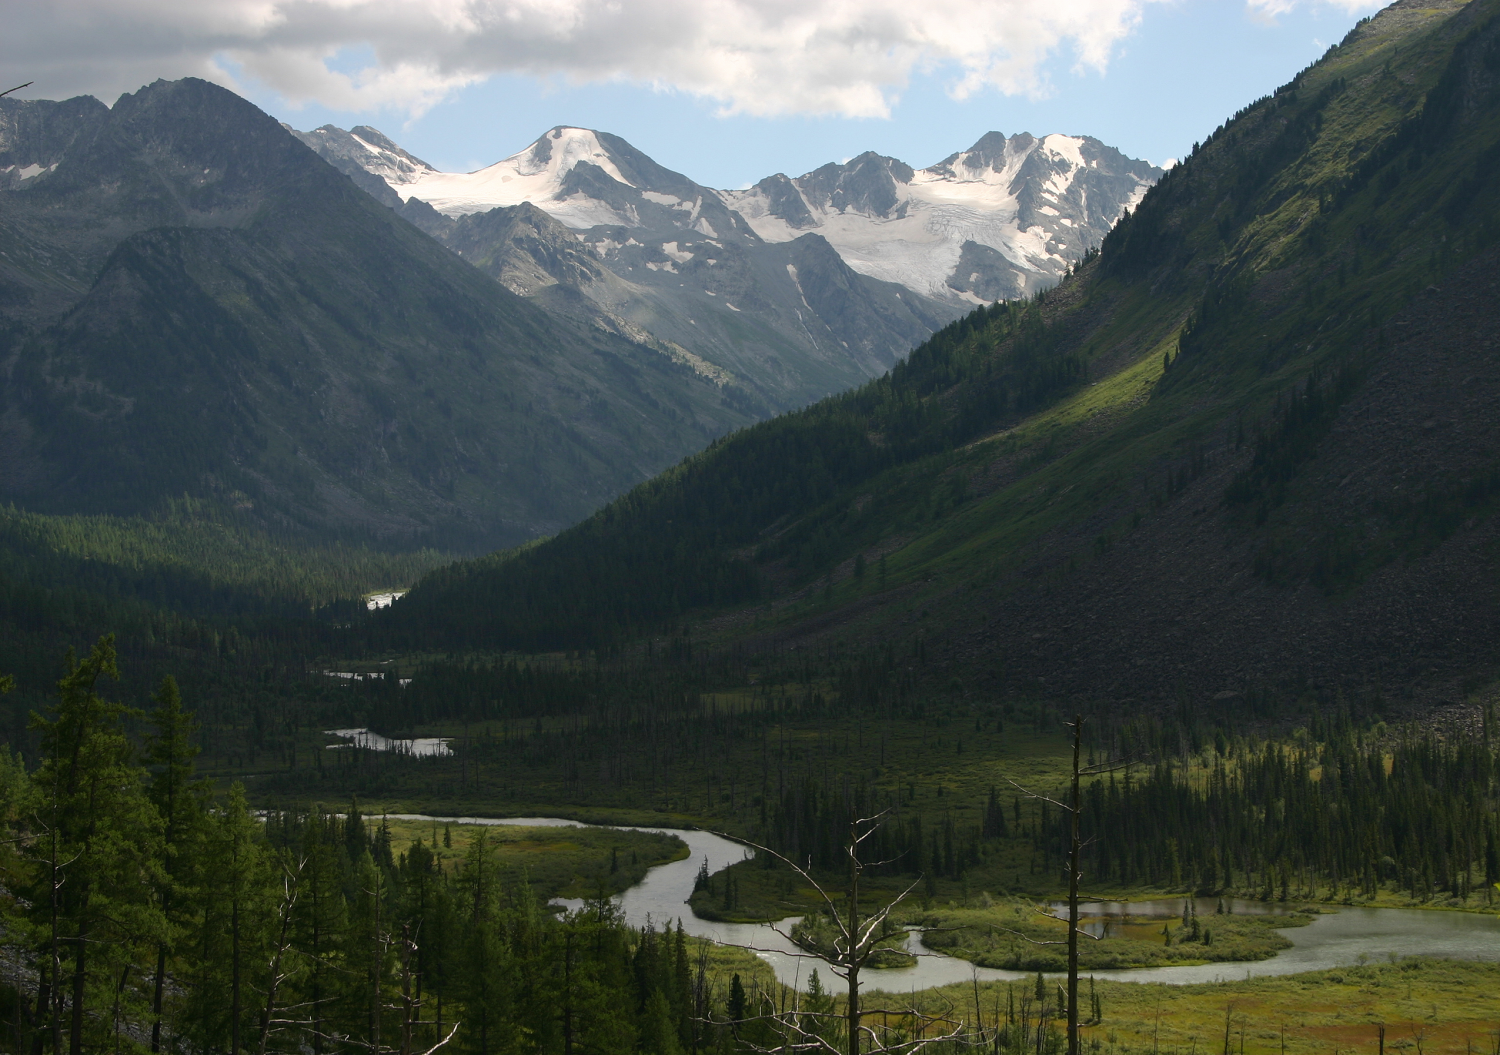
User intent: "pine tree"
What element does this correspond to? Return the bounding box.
[641,988,685,1055]
[27,636,165,1055]
[0,678,34,1055]
[292,809,349,1055]
[456,831,515,1054]
[727,973,746,1028]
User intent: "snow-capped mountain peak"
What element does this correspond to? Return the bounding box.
[380,127,648,227]
[721,131,1158,302]
[299,123,1159,307]
[514,126,632,182]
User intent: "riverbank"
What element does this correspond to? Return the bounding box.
[244,708,1500,937]
[684,846,1500,932]
[338,814,1500,997]
[913,898,1316,971]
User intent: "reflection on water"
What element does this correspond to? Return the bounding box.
[1047,897,1307,940]
[366,591,407,610]
[381,815,1500,992]
[318,672,411,690]
[1052,897,1302,919]
[324,728,451,757]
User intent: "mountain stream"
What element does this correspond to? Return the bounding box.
[386,816,1500,992]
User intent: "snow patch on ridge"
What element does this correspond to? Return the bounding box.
[6,162,57,181]
[719,131,1154,299]
[333,121,1158,306]
[392,127,636,219]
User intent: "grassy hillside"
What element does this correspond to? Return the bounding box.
[387,0,1500,703]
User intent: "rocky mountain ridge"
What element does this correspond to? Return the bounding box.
[295,124,962,412]
[305,123,1160,307]
[723,132,1159,301]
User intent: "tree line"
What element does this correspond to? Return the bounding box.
[1069,718,1500,902]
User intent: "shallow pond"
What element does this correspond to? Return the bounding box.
[386,816,1500,991]
[326,728,450,757]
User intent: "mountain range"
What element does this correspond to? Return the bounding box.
[0,77,1152,554]
[0,80,756,550]
[389,0,1500,706]
[293,124,1159,411]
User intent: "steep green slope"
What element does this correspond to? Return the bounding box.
[0,79,755,551]
[389,0,1500,700]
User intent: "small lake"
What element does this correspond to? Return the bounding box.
[386,815,1500,991]
[325,728,451,757]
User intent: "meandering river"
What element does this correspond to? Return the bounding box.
[388,815,1500,992]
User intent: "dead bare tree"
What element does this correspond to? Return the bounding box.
[255,862,457,1055]
[255,854,305,1055]
[711,813,976,1055]
[1007,714,1131,1055]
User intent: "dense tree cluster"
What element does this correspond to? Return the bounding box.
[0,639,741,1055]
[1072,721,1500,901]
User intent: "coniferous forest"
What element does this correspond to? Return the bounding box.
[0,637,753,1055]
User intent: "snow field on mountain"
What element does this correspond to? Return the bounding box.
[393,128,635,218]
[324,121,1156,306]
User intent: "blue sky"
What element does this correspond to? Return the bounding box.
[237,2,1377,188]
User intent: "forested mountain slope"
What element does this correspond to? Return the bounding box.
[389,0,1500,706]
[0,80,756,552]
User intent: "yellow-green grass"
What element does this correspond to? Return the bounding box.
[739,960,1500,1052]
[938,959,1500,1055]
[376,817,688,900]
[913,899,1313,971]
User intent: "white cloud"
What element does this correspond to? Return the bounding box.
[0,0,1381,120]
[1245,0,1380,20]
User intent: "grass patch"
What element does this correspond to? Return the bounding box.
[377,816,688,901]
[915,898,1314,971]
[929,958,1500,1053]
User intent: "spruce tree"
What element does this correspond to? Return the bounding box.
[182,783,273,1054]
[144,675,206,1053]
